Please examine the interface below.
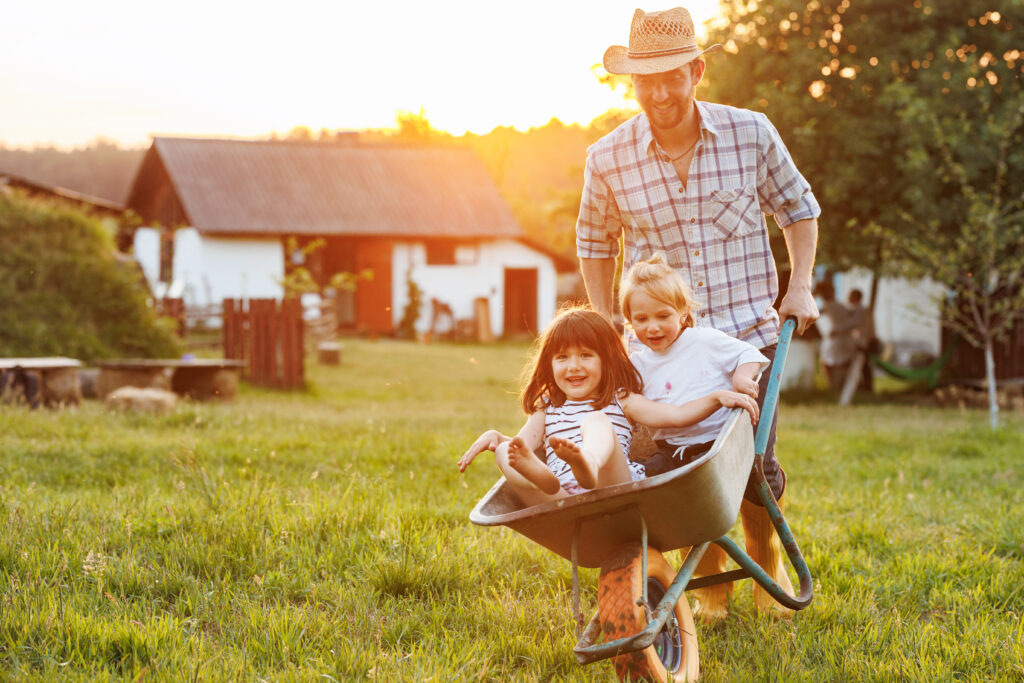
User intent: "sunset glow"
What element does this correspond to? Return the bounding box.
[1,0,720,148]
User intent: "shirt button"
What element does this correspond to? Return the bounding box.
[701,312,706,318]
[698,281,704,287]
[690,218,696,223]
[677,187,684,194]
[694,250,699,256]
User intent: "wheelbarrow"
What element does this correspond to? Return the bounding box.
[469,319,813,681]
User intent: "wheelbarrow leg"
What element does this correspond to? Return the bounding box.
[707,453,812,612]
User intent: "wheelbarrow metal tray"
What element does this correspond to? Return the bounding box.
[469,410,754,568]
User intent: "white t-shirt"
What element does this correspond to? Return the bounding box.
[629,327,769,447]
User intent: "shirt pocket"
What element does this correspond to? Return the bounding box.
[709,184,760,240]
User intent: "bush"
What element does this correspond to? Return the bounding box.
[0,191,181,361]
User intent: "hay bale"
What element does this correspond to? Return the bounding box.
[96,366,170,398]
[105,386,178,414]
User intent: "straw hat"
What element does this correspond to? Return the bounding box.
[603,7,722,75]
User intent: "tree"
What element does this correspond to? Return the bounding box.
[0,191,181,360]
[701,0,948,273]
[893,97,1024,429]
[702,0,1024,425]
[880,5,1024,429]
[392,108,454,144]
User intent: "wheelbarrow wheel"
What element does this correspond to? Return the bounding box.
[598,545,700,682]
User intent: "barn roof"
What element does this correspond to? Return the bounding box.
[127,137,523,239]
[1,173,125,218]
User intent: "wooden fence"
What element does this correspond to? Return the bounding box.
[223,298,304,389]
[943,320,1024,382]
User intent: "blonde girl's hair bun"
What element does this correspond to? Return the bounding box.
[619,253,699,328]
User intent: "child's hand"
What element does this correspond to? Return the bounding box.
[458,429,508,472]
[732,374,759,398]
[714,390,759,425]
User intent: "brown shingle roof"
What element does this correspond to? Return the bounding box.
[1,173,125,217]
[137,137,523,238]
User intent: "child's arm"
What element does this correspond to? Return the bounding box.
[732,361,762,398]
[457,411,545,473]
[621,390,759,429]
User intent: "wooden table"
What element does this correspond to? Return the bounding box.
[97,359,245,400]
[0,357,83,406]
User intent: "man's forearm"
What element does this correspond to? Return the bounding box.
[779,217,820,333]
[579,257,618,319]
[782,218,818,290]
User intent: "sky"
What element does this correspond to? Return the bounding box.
[1,0,720,149]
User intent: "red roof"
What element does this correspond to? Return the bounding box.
[127,137,523,239]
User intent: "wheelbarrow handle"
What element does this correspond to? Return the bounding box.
[747,316,814,610]
[754,317,796,459]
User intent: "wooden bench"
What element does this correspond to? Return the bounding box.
[0,357,83,406]
[97,359,245,400]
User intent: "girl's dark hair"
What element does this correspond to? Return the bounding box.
[521,305,642,413]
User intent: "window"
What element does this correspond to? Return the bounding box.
[425,240,455,265]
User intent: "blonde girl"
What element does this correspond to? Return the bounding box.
[620,254,793,621]
[458,306,758,507]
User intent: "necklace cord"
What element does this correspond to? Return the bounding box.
[667,137,699,162]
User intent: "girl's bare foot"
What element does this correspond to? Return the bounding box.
[548,437,598,490]
[507,437,561,494]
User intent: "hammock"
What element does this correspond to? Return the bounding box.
[869,338,957,389]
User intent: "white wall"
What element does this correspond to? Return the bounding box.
[133,227,161,294]
[135,226,283,308]
[392,239,557,337]
[833,268,945,356]
[172,228,204,304]
[196,233,284,305]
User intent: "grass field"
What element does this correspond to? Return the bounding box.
[2,339,1022,681]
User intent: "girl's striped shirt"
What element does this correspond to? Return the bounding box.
[543,398,644,493]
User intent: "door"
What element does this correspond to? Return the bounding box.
[503,268,538,337]
[355,238,393,335]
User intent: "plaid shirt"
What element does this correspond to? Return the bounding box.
[576,101,820,348]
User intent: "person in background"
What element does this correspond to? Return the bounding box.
[815,280,857,392]
[848,289,878,392]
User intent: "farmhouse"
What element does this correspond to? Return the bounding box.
[125,136,566,337]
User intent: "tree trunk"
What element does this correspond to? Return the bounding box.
[985,338,999,431]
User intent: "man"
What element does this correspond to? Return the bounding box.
[848,288,877,392]
[816,280,857,392]
[576,7,821,620]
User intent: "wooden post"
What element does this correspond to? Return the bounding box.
[222,297,305,390]
[281,297,304,389]
[249,299,263,386]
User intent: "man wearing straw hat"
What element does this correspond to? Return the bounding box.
[576,7,821,622]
